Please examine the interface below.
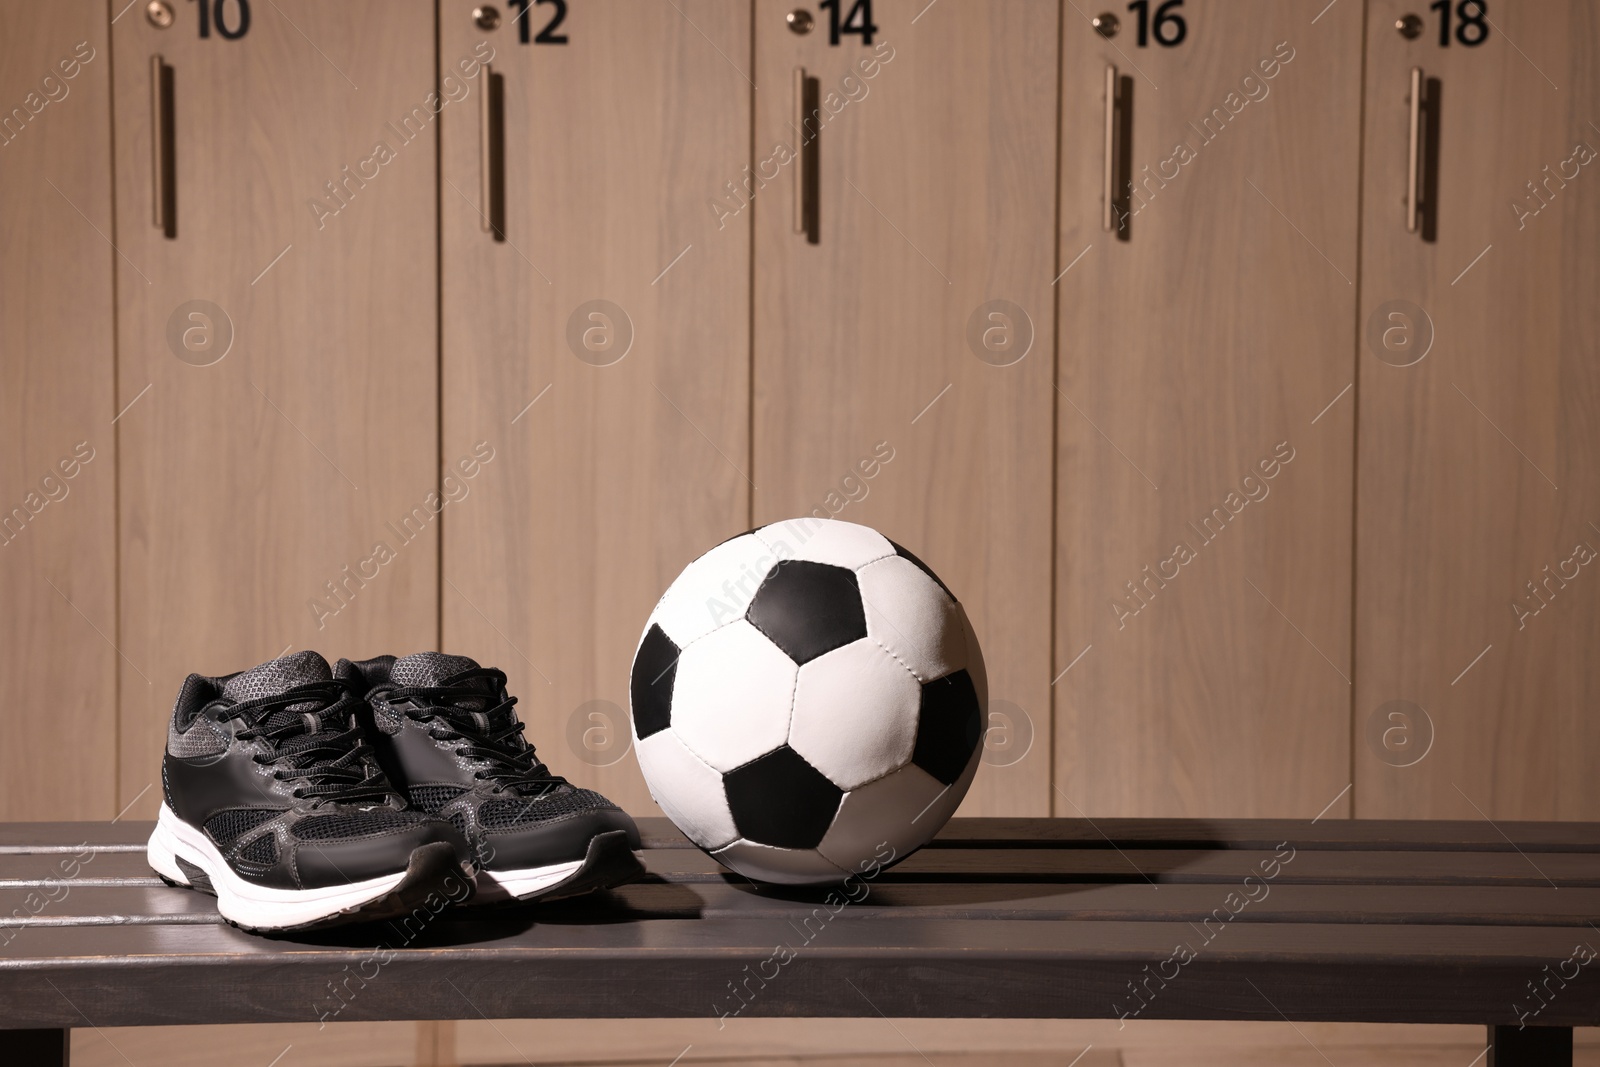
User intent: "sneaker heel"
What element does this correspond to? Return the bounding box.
[146,808,190,886]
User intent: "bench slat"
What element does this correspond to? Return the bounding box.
[3,918,1596,1027]
[3,817,1596,1030]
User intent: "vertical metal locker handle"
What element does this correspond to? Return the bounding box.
[480,62,493,233]
[150,55,175,237]
[1406,66,1422,234]
[480,64,505,241]
[1102,64,1117,232]
[794,66,807,236]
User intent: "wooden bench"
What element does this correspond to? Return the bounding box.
[4,817,1597,1066]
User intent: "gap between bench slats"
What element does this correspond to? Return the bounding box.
[1,882,1596,931]
[3,818,1598,854]
[1,847,1595,888]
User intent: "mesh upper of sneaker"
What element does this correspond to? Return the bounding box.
[172,653,435,849]
[377,654,625,830]
[477,788,619,830]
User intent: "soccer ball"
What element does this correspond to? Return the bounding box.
[628,517,986,885]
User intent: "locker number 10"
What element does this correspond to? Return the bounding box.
[188,0,250,40]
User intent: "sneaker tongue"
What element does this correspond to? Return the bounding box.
[221,650,332,702]
[391,651,510,733]
[221,651,342,740]
[390,652,489,690]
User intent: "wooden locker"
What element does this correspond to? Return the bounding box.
[111,1,440,813]
[1356,0,1600,818]
[439,0,752,811]
[753,0,1060,816]
[0,1,117,819]
[1055,0,1362,817]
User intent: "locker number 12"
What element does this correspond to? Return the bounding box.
[508,0,569,44]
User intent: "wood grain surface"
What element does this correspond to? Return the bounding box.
[439,0,752,815]
[3,817,1596,1030]
[1355,0,1600,820]
[0,1,117,822]
[752,0,1060,817]
[110,0,442,820]
[1054,0,1363,820]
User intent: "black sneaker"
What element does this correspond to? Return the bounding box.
[147,651,476,932]
[338,652,643,903]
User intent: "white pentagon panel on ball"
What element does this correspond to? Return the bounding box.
[669,619,797,773]
[648,532,782,647]
[755,517,895,571]
[787,640,921,791]
[634,729,738,851]
[816,754,980,873]
[856,554,965,682]
[710,839,851,885]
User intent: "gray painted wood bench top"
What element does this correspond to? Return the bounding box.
[2,817,1596,1065]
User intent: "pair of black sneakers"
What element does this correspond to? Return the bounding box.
[148,650,641,932]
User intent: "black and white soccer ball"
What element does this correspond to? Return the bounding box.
[629,517,986,885]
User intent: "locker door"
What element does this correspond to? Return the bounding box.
[440,1,751,809]
[0,2,116,819]
[1356,1,1600,818]
[112,1,440,812]
[753,0,1060,815]
[1055,1,1363,817]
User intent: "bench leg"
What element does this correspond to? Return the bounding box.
[1489,1025,1572,1067]
[14,1028,69,1067]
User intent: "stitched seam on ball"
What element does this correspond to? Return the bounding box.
[754,525,898,574]
[814,841,872,876]
[716,839,855,878]
[783,662,801,739]
[663,729,726,778]
[869,634,927,684]
[808,846,855,877]
[852,549,898,573]
[859,551,958,607]
[661,615,743,660]
[848,759,916,794]
[751,528,779,554]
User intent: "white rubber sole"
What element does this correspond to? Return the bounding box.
[473,858,585,902]
[148,804,413,931]
[470,830,645,904]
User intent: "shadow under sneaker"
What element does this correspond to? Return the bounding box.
[339,652,643,903]
[148,650,476,932]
